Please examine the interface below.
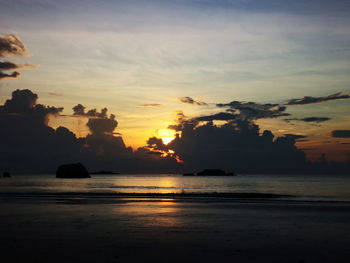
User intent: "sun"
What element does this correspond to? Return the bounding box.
[161,137,174,145]
[157,128,176,145]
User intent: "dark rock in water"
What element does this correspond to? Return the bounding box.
[197,169,235,176]
[3,172,11,178]
[56,163,90,178]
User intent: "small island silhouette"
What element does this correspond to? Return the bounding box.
[2,172,11,178]
[56,163,91,178]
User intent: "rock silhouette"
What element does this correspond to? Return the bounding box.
[3,172,11,178]
[56,163,90,178]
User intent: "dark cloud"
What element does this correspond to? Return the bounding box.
[0,61,20,80]
[72,104,133,166]
[217,101,289,120]
[196,112,236,121]
[0,89,180,173]
[145,104,311,173]
[147,137,167,151]
[0,61,18,70]
[87,114,117,135]
[300,117,331,122]
[138,103,163,107]
[0,34,36,80]
[285,117,331,123]
[179,97,207,106]
[168,111,198,131]
[86,108,108,118]
[331,130,350,138]
[1,89,349,174]
[0,90,71,173]
[284,134,307,140]
[0,71,20,79]
[1,89,62,118]
[72,104,108,118]
[0,63,36,79]
[286,92,350,105]
[0,61,36,70]
[148,94,350,173]
[164,118,308,173]
[0,34,27,57]
[72,104,118,135]
[192,100,288,123]
[72,104,85,115]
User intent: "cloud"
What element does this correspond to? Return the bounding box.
[146,137,167,151]
[179,97,207,106]
[1,89,62,117]
[72,104,122,157]
[171,98,289,129]
[159,94,350,173]
[0,61,21,79]
[284,134,307,140]
[285,117,331,123]
[0,34,27,57]
[164,117,308,173]
[71,102,181,171]
[150,92,350,173]
[72,104,108,118]
[331,130,350,138]
[196,112,237,121]
[0,34,36,80]
[87,114,117,135]
[190,100,288,124]
[0,89,180,173]
[1,89,348,174]
[0,71,20,79]
[286,92,350,105]
[0,61,37,79]
[187,99,290,128]
[72,104,86,116]
[48,92,64,97]
[143,100,312,173]
[0,61,19,70]
[168,110,198,131]
[0,89,71,173]
[0,61,37,70]
[217,101,289,120]
[138,103,163,107]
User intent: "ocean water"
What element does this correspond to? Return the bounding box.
[1,174,350,202]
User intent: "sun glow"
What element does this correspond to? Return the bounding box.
[157,128,176,145]
[161,137,174,145]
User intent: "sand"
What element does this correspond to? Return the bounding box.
[1,195,350,263]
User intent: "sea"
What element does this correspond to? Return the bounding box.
[1,174,350,202]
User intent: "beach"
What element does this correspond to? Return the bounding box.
[1,194,350,263]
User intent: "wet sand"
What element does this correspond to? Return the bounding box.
[1,195,350,263]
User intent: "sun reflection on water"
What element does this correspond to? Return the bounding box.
[115,200,183,227]
[109,176,185,194]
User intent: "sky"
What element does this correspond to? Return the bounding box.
[1,0,350,172]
